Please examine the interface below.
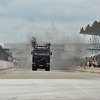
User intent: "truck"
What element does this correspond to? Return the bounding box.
[31,45,52,71]
[13,57,21,67]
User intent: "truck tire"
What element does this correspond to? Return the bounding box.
[32,66,35,71]
[35,67,37,71]
[45,68,47,71]
[48,67,50,71]
[45,67,50,71]
[32,66,37,71]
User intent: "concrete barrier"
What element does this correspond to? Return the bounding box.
[77,67,100,74]
[0,61,14,70]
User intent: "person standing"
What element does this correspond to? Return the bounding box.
[81,62,84,67]
[89,63,91,67]
[84,63,86,68]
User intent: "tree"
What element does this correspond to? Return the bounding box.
[0,45,2,49]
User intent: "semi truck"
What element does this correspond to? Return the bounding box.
[31,45,52,71]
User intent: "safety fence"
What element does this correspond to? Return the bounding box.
[15,40,93,44]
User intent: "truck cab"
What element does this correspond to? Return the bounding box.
[31,46,52,71]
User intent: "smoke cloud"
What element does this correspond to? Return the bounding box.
[30,37,37,48]
[18,21,87,70]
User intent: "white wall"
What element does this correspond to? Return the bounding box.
[0,61,14,70]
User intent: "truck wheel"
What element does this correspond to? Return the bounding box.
[45,67,50,71]
[45,68,47,71]
[32,66,35,71]
[35,67,37,71]
[32,66,37,71]
[48,67,50,71]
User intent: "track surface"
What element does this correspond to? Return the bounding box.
[0,67,100,100]
[0,67,100,79]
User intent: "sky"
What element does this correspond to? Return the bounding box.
[0,0,100,46]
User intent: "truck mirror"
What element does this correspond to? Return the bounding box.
[50,52,52,55]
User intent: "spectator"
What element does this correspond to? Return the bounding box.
[87,62,89,67]
[84,63,86,68]
[89,63,91,67]
[93,63,96,67]
[98,64,100,68]
[81,62,84,67]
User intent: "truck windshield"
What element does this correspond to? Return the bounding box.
[34,51,49,56]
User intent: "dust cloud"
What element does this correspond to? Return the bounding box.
[50,36,87,70]
[11,22,86,70]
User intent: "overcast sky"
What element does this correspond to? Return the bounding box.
[0,0,100,45]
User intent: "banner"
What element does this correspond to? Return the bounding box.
[8,56,12,62]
